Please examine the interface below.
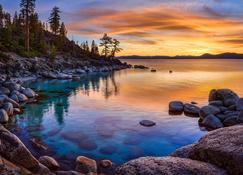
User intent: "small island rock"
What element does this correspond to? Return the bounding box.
[169,101,184,114]
[139,120,156,127]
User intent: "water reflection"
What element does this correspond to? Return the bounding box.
[23,72,120,126]
[11,59,243,165]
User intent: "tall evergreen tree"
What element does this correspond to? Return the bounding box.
[48,6,61,35]
[100,33,112,58]
[20,0,36,52]
[111,39,122,58]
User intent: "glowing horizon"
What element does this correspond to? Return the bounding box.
[2,0,243,56]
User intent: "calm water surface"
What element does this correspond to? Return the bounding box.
[8,59,243,167]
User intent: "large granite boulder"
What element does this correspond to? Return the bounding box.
[187,125,243,175]
[115,156,226,175]
[0,124,39,169]
[209,89,239,107]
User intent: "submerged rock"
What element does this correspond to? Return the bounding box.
[75,156,97,174]
[139,120,156,127]
[116,156,226,175]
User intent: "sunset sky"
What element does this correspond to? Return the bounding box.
[2,0,243,56]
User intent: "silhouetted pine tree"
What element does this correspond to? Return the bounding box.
[100,33,112,58]
[111,39,122,58]
[49,6,61,35]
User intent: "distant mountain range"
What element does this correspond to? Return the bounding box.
[118,53,243,59]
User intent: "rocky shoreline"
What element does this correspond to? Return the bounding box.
[0,53,130,81]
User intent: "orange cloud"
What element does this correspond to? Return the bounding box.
[65,5,243,56]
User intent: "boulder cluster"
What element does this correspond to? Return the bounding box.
[116,125,243,175]
[0,80,37,124]
[169,89,243,130]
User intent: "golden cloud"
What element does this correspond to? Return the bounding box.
[65,5,243,56]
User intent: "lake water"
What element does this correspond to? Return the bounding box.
[8,59,243,169]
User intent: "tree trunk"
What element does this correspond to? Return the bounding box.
[25,17,30,52]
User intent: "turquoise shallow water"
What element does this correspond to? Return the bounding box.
[9,59,243,167]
